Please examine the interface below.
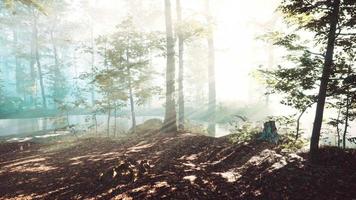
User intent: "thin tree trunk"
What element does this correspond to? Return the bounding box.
[114,106,117,137]
[310,0,340,161]
[94,114,98,135]
[336,106,341,147]
[265,43,274,105]
[29,10,37,106]
[127,67,136,132]
[50,31,59,70]
[296,109,306,140]
[265,15,278,106]
[66,111,70,127]
[107,107,111,137]
[33,14,47,109]
[13,26,21,96]
[343,98,349,149]
[36,47,46,109]
[343,71,351,149]
[162,0,177,133]
[125,49,136,132]
[90,17,95,106]
[296,103,314,140]
[50,29,61,108]
[205,0,216,136]
[176,0,185,131]
[12,8,25,100]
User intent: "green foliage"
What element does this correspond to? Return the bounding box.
[278,133,306,152]
[184,120,207,135]
[268,115,296,134]
[91,17,163,109]
[4,0,46,14]
[176,19,208,42]
[0,96,24,115]
[256,32,321,111]
[228,121,260,144]
[48,66,68,107]
[257,0,356,140]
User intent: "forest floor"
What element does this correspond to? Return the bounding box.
[0,130,355,200]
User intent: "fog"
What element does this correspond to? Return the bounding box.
[0,0,355,148]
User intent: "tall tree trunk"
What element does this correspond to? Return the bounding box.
[176,0,184,131]
[162,0,177,133]
[94,113,98,135]
[33,13,47,109]
[66,111,70,126]
[127,67,136,132]
[343,96,349,149]
[29,11,37,106]
[310,0,340,161]
[336,106,341,147]
[90,17,95,106]
[50,31,59,69]
[343,67,351,149]
[114,106,117,137]
[107,107,111,136]
[296,103,314,140]
[50,29,61,108]
[205,0,216,136]
[265,43,274,105]
[13,25,22,96]
[296,109,306,140]
[265,15,278,106]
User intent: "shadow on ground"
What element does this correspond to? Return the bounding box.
[0,132,355,200]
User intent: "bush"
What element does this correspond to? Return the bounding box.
[278,133,306,152]
[184,120,207,135]
[228,121,260,143]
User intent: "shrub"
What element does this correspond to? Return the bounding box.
[228,121,260,143]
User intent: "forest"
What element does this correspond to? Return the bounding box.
[0,0,355,199]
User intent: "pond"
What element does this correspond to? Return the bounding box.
[0,115,230,138]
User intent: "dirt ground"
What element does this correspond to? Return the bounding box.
[0,131,355,200]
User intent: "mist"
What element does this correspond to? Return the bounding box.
[0,0,355,199]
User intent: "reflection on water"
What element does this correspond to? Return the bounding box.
[0,115,231,138]
[0,115,163,137]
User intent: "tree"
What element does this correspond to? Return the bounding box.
[1,1,43,109]
[162,0,177,133]
[47,0,70,109]
[279,0,355,160]
[328,61,356,148]
[31,8,47,109]
[48,27,68,109]
[309,0,340,160]
[105,18,161,133]
[175,0,207,131]
[257,42,321,140]
[259,34,355,143]
[94,70,127,136]
[176,0,184,131]
[253,14,279,105]
[205,0,216,136]
[11,6,27,100]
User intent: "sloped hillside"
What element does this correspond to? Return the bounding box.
[0,131,355,200]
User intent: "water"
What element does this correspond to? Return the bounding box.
[0,115,231,138]
[0,115,163,137]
